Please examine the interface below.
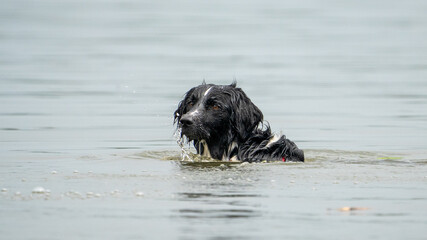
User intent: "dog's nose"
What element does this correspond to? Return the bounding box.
[180,115,194,126]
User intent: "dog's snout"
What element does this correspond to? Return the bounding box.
[180,115,194,126]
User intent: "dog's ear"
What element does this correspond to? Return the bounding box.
[174,99,184,125]
[174,87,195,125]
[229,87,263,141]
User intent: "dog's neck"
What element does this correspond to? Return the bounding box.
[197,140,212,158]
[195,137,239,161]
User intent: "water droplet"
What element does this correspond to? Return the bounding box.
[174,128,193,161]
[32,187,46,194]
[110,190,120,195]
[135,191,144,197]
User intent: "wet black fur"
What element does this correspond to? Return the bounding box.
[174,82,304,162]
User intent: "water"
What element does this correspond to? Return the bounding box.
[1,0,427,239]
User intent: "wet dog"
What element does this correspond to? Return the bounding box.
[174,82,304,162]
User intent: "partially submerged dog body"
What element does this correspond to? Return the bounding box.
[174,83,304,162]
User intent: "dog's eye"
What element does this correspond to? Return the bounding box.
[212,104,221,111]
[187,97,197,107]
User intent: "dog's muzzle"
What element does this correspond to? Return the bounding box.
[179,114,194,127]
[179,113,199,140]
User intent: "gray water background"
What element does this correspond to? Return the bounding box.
[1,0,427,239]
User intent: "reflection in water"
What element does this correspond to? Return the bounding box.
[173,159,265,220]
[177,208,261,219]
[176,192,263,219]
[178,192,262,199]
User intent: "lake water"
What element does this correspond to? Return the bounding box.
[1,0,427,239]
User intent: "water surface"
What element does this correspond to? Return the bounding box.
[1,0,427,239]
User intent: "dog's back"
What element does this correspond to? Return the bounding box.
[238,127,304,162]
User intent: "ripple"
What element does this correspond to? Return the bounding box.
[176,208,261,219]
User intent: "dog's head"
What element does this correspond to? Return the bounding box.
[174,82,263,143]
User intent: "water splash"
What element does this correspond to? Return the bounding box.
[174,128,193,162]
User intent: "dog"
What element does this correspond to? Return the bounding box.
[174,82,304,162]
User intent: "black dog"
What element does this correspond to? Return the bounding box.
[174,83,304,162]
